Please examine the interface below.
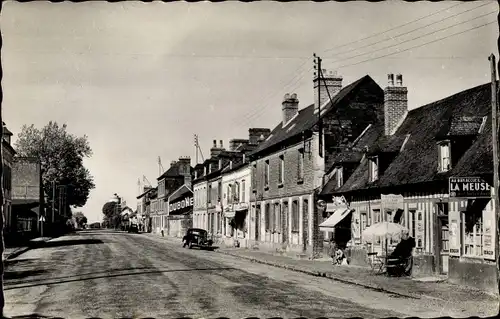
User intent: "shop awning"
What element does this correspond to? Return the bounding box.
[319,208,354,230]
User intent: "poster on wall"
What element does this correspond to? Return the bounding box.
[482,204,495,260]
[448,210,460,257]
[351,210,360,244]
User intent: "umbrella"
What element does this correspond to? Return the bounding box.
[362,222,408,256]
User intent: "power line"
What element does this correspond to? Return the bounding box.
[336,20,496,70]
[232,58,312,126]
[323,2,464,53]
[327,11,496,65]
[328,2,493,58]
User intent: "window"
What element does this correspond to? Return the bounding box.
[218,181,222,202]
[336,166,344,188]
[463,211,483,257]
[373,209,381,244]
[438,142,451,172]
[208,185,212,204]
[227,185,232,204]
[252,163,257,191]
[241,180,246,202]
[265,203,271,231]
[278,155,284,186]
[292,200,299,232]
[264,160,270,187]
[275,203,282,232]
[297,149,304,182]
[233,182,239,202]
[369,157,379,182]
[361,212,368,232]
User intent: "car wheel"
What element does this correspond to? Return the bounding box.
[188,242,193,249]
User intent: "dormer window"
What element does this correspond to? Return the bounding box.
[438,141,451,172]
[369,156,379,182]
[336,166,344,188]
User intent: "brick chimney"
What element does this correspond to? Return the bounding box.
[248,128,271,145]
[177,156,192,187]
[313,69,342,110]
[282,93,299,126]
[384,74,408,136]
[210,139,225,157]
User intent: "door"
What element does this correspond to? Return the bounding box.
[255,205,261,241]
[282,202,289,244]
[439,217,449,274]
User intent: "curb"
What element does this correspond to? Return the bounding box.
[217,249,429,301]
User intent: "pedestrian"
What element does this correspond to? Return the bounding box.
[328,237,337,265]
[161,228,164,237]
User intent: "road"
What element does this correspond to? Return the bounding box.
[1,230,480,318]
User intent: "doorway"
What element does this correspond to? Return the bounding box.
[255,205,261,241]
[437,202,449,274]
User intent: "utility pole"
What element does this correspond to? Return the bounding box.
[313,53,323,158]
[194,134,199,165]
[489,54,500,280]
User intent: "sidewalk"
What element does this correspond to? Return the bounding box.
[216,247,498,303]
[3,237,54,261]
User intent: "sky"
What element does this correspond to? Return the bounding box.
[1,1,498,223]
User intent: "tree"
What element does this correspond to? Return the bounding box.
[1,100,6,318]
[14,122,95,208]
[102,201,121,229]
[73,212,88,228]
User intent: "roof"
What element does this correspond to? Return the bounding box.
[251,75,378,157]
[436,115,486,139]
[366,134,409,156]
[168,184,193,203]
[157,163,194,180]
[137,187,156,199]
[336,81,494,194]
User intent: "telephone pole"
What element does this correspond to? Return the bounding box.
[313,53,323,158]
[489,54,500,280]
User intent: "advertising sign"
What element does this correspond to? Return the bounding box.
[381,194,404,212]
[169,196,194,214]
[449,177,491,198]
[482,204,495,260]
[448,210,460,257]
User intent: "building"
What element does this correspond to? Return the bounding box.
[154,156,193,235]
[192,137,261,240]
[2,122,17,241]
[247,71,384,257]
[321,75,497,293]
[137,186,155,232]
[167,184,193,237]
[11,157,44,240]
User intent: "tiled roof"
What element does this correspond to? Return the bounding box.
[336,81,494,194]
[250,75,377,157]
[168,184,193,203]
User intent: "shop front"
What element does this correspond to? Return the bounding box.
[446,176,497,293]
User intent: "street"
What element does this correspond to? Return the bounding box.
[2,230,488,318]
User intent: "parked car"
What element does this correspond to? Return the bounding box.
[129,223,139,233]
[182,228,215,250]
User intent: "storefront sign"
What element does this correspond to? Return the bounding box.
[449,211,460,257]
[169,196,194,213]
[449,177,491,198]
[381,194,404,213]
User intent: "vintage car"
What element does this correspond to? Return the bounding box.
[182,228,215,250]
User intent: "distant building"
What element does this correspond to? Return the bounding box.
[11,156,44,239]
[2,122,17,241]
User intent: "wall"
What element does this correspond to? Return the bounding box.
[193,180,207,229]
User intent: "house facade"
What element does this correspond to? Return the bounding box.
[321,75,497,293]
[11,157,44,239]
[248,71,384,257]
[167,184,193,237]
[2,123,16,241]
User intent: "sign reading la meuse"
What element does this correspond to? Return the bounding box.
[169,196,194,213]
[449,177,491,198]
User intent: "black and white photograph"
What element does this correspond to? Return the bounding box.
[0,1,499,318]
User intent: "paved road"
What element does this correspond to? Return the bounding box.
[2,230,470,318]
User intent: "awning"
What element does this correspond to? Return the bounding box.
[319,208,354,230]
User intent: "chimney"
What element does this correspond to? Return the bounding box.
[248,128,271,145]
[384,73,408,136]
[242,153,246,163]
[218,158,222,170]
[170,161,177,168]
[194,170,198,180]
[178,156,192,187]
[219,140,224,148]
[314,69,342,110]
[210,138,225,157]
[282,93,299,126]
[229,139,249,151]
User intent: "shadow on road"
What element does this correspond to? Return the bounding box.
[4,269,47,280]
[3,266,236,291]
[30,238,104,249]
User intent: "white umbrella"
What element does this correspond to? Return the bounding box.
[362,222,408,256]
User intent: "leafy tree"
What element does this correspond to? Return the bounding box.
[14,121,95,208]
[73,212,88,228]
[102,201,121,229]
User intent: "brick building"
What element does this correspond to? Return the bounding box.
[11,157,44,239]
[321,75,498,294]
[248,71,384,257]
